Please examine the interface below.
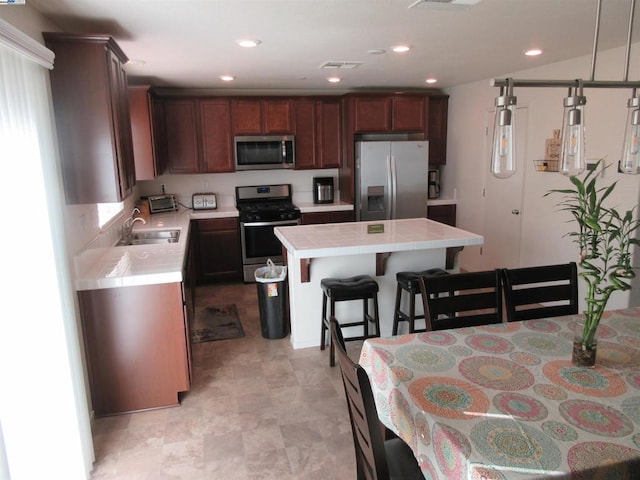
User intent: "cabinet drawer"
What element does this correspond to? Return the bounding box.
[197,217,238,232]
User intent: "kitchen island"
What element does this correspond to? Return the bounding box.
[274,218,483,349]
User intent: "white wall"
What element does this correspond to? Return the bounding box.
[445,43,640,310]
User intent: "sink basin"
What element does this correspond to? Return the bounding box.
[116,229,180,246]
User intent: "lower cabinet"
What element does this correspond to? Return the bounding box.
[78,282,191,416]
[195,218,242,283]
[301,210,354,225]
[427,204,456,227]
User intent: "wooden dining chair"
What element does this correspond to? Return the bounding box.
[418,269,503,330]
[330,318,425,480]
[501,262,578,322]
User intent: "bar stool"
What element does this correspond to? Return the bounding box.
[320,275,380,367]
[392,268,449,335]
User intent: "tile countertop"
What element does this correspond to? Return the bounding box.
[74,203,355,291]
[274,217,483,260]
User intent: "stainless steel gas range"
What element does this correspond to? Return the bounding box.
[235,184,301,283]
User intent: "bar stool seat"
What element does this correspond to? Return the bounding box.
[392,268,449,335]
[320,275,380,367]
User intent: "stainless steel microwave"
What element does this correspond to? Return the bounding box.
[234,135,295,171]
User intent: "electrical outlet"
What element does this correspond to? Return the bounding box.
[203,181,209,190]
[161,183,166,194]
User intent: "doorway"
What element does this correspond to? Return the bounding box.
[480,106,529,269]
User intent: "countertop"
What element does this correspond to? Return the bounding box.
[74,202,354,291]
[274,217,483,260]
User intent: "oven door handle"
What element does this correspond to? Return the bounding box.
[241,219,300,227]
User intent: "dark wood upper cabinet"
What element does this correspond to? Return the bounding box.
[162,99,200,173]
[44,33,135,204]
[427,95,449,166]
[352,95,426,134]
[294,98,342,169]
[158,97,234,174]
[231,98,293,135]
[200,99,234,173]
[128,85,157,180]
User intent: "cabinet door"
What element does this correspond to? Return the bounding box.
[427,204,456,226]
[200,99,234,173]
[391,96,426,132]
[353,96,391,132]
[163,99,200,173]
[294,100,317,169]
[427,95,449,165]
[128,85,157,180]
[196,218,242,282]
[263,99,292,134]
[231,99,262,135]
[317,100,342,168]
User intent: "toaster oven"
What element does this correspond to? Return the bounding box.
[148,194,178,213]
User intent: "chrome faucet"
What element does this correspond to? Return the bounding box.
[122,207,146,238]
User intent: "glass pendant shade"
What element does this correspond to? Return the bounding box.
[620,96,640,174]
[560,94,587,176]
[491,96,517,179]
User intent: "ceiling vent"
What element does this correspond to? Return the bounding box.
[408,0,482,9]
[319,61,363,70]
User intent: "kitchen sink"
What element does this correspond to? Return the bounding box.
[116,229,180,246]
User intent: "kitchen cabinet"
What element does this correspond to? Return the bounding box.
[159,98,234,174]
[195,218,242,282]
[78,281,191,415]
[427,95,449,166]
[231,98,293,135]
[427,204,456,226]
[350,95,426,134]
[301,210,354,224]
[44,33,135,204]
[294,98,342,169]
[128,85,157,180]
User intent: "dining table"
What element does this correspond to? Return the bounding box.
[359,307,640,479]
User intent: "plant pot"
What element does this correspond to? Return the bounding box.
[572,320,598,367]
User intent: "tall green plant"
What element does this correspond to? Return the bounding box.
[546,160,640,348]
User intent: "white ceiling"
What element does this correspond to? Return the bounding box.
[28,0,639,93]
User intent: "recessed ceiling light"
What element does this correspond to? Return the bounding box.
[425,78,438,84]
[219,75,235,82]
[524,48,543,56]
[368,49,386,55]
[236,39,261,48]
[127,59,146,66]
[392,45,412,53]
[327,76,341,83]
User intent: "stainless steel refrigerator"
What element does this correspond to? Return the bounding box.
[355,140,429,221]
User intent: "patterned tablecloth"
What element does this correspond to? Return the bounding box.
[359,308,640,479]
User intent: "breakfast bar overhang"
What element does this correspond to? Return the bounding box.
[274,218,484,349]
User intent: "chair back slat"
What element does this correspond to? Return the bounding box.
[502,263,578,322]
[331,318,390,480]
[419,270,503,330]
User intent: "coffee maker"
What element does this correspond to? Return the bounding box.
[313,176,334,204]
[428,169,440,199]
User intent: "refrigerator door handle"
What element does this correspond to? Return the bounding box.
[389,154,397,219]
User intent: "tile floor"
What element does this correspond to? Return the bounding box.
[89,281,362,479]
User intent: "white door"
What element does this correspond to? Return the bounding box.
[480,106,528,269]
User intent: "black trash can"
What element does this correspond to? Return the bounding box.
[255,262,289,339]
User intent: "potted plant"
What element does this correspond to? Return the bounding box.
[546,160,640,366]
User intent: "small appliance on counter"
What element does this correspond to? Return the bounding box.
[148,194,178,213]
[313,176,334,204]
[192,192,217,210]
[428,169,441,199]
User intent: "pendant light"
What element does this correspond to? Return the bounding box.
[490,0,640,179]
[620,95,640,174]
[490,80,517,178]
[560,85,587,176]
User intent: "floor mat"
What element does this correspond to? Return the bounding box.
[191,304,245,343]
